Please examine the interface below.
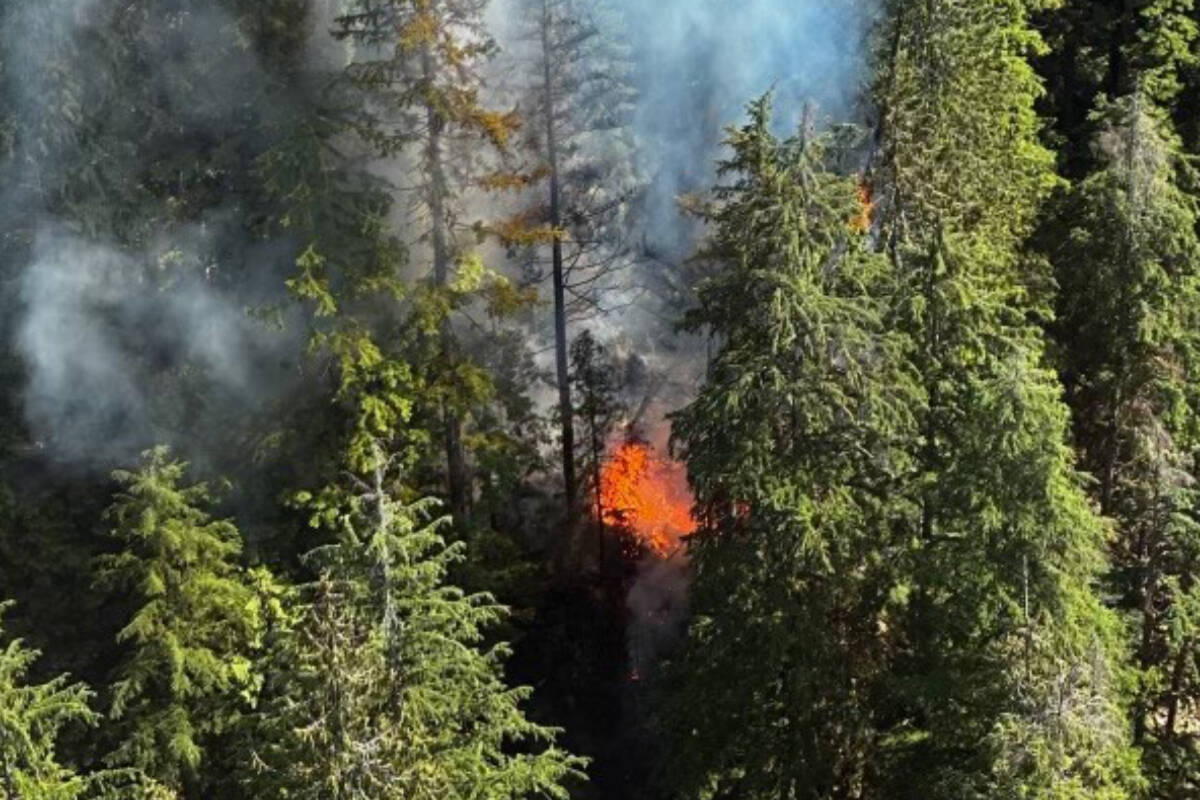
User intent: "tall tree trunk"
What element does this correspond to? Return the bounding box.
[540,0,577,522]
[1164,636,1190,737]
[423,46,469,520]
[591,405,604,566]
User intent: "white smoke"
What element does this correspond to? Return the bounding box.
[17,224,298,465]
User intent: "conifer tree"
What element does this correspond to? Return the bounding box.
[0,603,169,800]
[0,604,93,799]
[506,0,640,519]
[1036,8,1200,793]
[251,223,584,795]
[96,448,261,795]
[334,0,520,520]
[251,440,584,798]
[874,1,1141,795]
[1041,90,1200,798]
[1034,5,1200,791]
[1038,0,1198,176]
[664,98,917,798]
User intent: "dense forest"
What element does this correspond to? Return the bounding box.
[0,0,1198,797]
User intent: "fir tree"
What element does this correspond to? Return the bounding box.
[95,448,261,795]
[664,98,918,798]
[874,0,1141,795]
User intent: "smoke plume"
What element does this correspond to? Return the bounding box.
[2,2,304,468]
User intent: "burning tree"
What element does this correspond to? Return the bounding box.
[570,329,695,562]
[599,438,694,559]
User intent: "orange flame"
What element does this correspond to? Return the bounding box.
[851,182,874,233]
[599,440,696,557]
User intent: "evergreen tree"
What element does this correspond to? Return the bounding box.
[1037,0,1198,177]
[252,440,585,798]
[0,604,168,799]
[0,604,93,799]
[1041,92,1200,796]
[874,0,1141,795]
[505,0,640,520]
[95,447,261,795]
[664,98,917,798]
[1037,5,1200,793]
[334,0,520,520]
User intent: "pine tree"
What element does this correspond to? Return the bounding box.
[874,0,1141,795]
[95,447,261,795]
[663,98,918,798]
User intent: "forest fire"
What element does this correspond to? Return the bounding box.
[599,439,696,557]
[852,181,875,233]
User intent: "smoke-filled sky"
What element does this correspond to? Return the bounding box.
[488,0,876,257]
[618,0,875,256]
[490,0,878,425]
[6,0,876,468]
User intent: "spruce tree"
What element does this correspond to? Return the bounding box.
[95,448,261,795]
[874,1,1141,795]
[664,98,917,798]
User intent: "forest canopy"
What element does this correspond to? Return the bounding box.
[0,0,1197,798]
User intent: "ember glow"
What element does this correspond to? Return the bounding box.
[599,440,696,557]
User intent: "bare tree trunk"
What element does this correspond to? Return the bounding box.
[540,0,577,523]
[423,46,469,520]
[591,405,605,566]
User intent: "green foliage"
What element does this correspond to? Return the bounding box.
[874,1,1142,796]
[664,97,918,799]
[252,442,585,798]
[95,448,261,793]
[0,604,94,799]
[4,2,1200,799]
[1041,93,1200,796]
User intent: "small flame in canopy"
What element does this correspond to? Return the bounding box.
[851,182,874,233]
[599,439,696,557]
